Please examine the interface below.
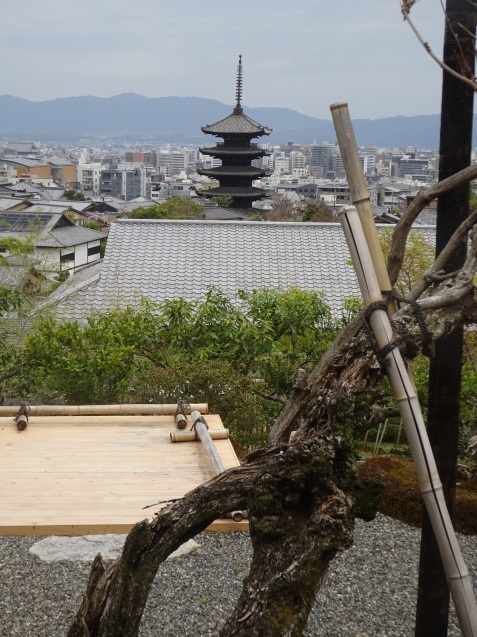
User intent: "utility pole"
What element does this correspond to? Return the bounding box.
[415,2,476,635]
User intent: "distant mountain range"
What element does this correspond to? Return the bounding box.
[0,93,471,148]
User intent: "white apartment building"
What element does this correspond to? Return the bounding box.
[274,158,290,175]
[77,162,105,196]
[157,149,189,176]
[289,151,305,173]
[360,154,376,175]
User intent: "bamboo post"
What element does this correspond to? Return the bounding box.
[175,399,190,430]
[13,403,28,431]
[339,204,477,636]
[330,102,394,302]
[190,410,225,475]
[15,414,28,431]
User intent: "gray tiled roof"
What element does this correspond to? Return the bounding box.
[23,201,94,213]
[0,211,107,248]
[5,183,65,201]
[0,198,29,211]
[89,220,436,319]
[0,263,28,288]
[35,260,103,323]
[204,208,248,220]
[202,112,272,136]
[47,226,106,248]
[5,142,37,152]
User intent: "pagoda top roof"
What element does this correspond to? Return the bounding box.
[201,112,272,137]
[202,55,272,137]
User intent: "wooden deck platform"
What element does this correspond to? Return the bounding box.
[0,413,247,536]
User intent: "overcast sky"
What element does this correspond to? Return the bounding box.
[3,1,446,120]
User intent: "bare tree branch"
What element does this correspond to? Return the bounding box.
[409,210,477,300]
[401,2,477,91]
[387,162,477,284]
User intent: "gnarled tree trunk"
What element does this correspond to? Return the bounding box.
[220,437,355,637]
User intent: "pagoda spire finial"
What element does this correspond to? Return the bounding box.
[234,54,243,114]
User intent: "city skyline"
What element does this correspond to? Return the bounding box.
[2,1,447,121]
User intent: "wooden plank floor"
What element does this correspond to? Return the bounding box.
[0,414,247,535]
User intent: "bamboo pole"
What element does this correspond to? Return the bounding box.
[15,414,28,431]
[190,410,225,475]
[13,403,29,431]
[175,399,190,430]
[330,102,394,302]
[339,204,477,636]
[170,429,229,443]
[175,413,188,429]
[173,413,247,523]
[0,404,208,417]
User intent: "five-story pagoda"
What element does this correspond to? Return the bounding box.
[198,56,272,209]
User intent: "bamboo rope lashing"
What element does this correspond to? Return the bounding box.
[339,204,477,636]
[190,411,225,475]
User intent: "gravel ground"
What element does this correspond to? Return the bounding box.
[0,513,476,636]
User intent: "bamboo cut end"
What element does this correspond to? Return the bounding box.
[330,101,348,111]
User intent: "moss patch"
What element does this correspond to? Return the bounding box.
[358,456,477,535]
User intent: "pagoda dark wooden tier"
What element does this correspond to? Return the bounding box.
[198,144,270,159]
[199,166,268,179]
[201,186,270,201]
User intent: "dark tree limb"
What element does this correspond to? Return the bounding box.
[68,464,257,637]
[220,437,355,637]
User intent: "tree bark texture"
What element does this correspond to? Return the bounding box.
[219,437,355,637]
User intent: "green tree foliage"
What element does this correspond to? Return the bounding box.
[19,289,337,449]
[0,236,35,267]
[83,220,101,231]
[124,198,204,220]
[302,200,335,222]
[22,314,138,405]
[410,350,477,456]
[379,227,434,295]
[210,195,233,208]
[64,189,86,201]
